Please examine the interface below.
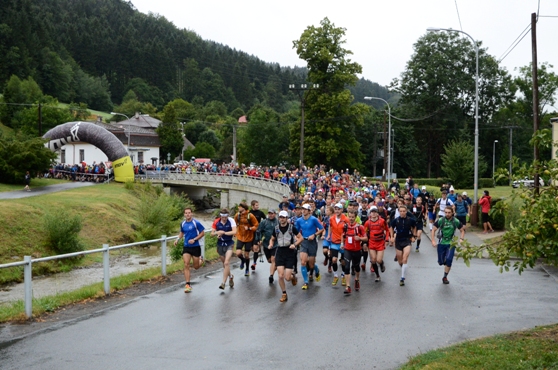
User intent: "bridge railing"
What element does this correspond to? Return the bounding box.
[136,172,291,196]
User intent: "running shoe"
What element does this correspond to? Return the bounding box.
[375,276,381,282]
[328,266,332,274]
[302,283,309,290]
[244,270,250,277]
[229,274,234,288]
[415,248,420,253]
[344,286,352,295]
[380,263,386,273]
[280,293,288,302]
[240,260,245,270]
[269,275,274,284]
[251,263,256,271]
[184,283,192,293]
[442,277,449,284]
[361,263,365,271]
[291,274,298,286]
[341,276,347,286]
[355,280,360,291]
[315,273,321,282]
[332,276,339,286]
[400,278,405,286]
[219,283,225,290]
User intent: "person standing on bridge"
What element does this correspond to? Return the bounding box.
[269,210,302,302]
[174,208,206,293]
[212,208,237,290]
[234,202,259,277]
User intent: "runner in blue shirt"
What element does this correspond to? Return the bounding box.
[295,204,324,290]
[174,208,206,293]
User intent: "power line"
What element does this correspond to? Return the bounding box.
[498,23,531,63]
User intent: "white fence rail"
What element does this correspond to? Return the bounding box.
[0,233,210,319]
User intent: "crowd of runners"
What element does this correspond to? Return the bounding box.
[175,168,495,302]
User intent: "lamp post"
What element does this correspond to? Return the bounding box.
[111,112,131,155]
[493,140,498,185]
[427,27,480,206]
[364,96,392,181]
[289,83,319,169]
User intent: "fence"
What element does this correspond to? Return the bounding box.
[0,233,209,319]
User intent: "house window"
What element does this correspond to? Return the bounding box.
[61,150,66,164]
[79,149,85,162]
[138,152,144,163]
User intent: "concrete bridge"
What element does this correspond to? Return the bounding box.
[137,172,290,210]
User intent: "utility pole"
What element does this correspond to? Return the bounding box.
[232,124,237,165]
[38,103,42,136]
[503,125,519,186]
[288,83,319,169]
[531,12,541,195]
[382,111,387,181]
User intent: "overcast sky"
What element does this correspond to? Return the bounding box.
[131,0,557,87]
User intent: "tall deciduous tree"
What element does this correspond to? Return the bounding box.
[441,139,487,188]
[393,31,514,178]
[292,17,365,170]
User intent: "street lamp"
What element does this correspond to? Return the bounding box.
[111,112,131,155]
[427,27,480,205]
[493,140,498,184]
[364,96,392,181]
[289,83,319,169]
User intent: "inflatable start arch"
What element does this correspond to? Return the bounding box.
[43,121,134,182]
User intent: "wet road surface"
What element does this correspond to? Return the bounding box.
[1,244,557,370]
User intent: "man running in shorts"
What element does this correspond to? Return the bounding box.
[269,210,302,302]
[256,209,279,283]
[431,207,464,284]
[234,202,259,276]
[364,206,389,282]
[342,210,367,294]
[174,208,206,293]
[329,203,349,286]
[295,204,324,290]
[212,208,237,290]
[411,197,426,252]
[389,205,417,286]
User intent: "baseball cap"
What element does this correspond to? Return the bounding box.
[301,204,311,210]
[278,210,289,217]
[295,204,302,209]
[268,209,276,214]
[334,203,343,209]
[462,191,468,196]
[422,186,426,190]
[370,206,378,212]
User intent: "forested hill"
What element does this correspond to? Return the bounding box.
[0,0,393,113]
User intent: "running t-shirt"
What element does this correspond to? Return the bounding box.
[343,222,365,252]
[180,219,205,247]
[213,217,237,246]
[295,215,324,238]
[434,217,462,244]
[390,216,417,241]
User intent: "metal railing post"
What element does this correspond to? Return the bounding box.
[103,244,110,294]
[24,255,32,318]
[161,235,167,276]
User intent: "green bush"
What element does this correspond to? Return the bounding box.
[135,193,182,241]
[43,210,84,254]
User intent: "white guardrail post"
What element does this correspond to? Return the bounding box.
[24,255,32,318]
[161,235,167,276]
[103,244,110,294]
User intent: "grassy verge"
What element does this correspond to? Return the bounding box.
[0,245,218,323]
[400,324,558,369]
[0,178,67,192]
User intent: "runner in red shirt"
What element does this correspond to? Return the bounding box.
[363,206,389,282]
[342,210,367,294]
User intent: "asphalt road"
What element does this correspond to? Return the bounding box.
[1,242,557,370]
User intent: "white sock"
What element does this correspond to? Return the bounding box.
[401,264,408,279]
[334,273,338,278]
[429,223,433,231]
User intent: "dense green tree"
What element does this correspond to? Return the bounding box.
[441,138,488,188]
[156,109,183,162]
[0,75,43,126]
[12,101,74,136]
[184,141,215,159]
[238,105,290,166]
[183,121,208,145]
[0,131,58,184]
[393,31,514,177]
[292,17,365,170]
[198,130,221,151]
[124,78,164,108]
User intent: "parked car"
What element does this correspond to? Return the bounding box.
[512,177,545,188]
